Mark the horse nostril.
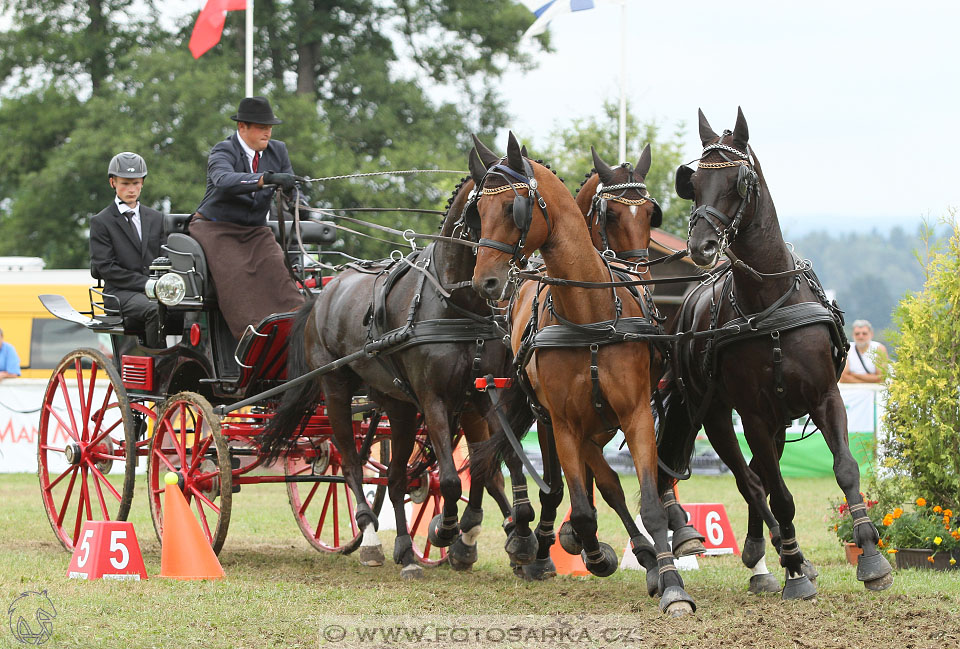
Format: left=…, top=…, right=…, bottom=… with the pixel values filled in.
left=483, top=276, right=500, bottom=296
left=701, top=241, right=718, bottom=258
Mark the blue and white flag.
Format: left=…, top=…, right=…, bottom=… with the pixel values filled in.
left=520, top=0, right=616, bottom=41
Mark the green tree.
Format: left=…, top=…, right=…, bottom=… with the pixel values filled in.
left=881, top=214, right=960, bottom=509
left=533, top=101, right=690, bottom=236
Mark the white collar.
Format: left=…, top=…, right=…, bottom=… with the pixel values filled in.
left=115, top=197, right=140, bottom=217
left=236, top=131, right=260, bottom=165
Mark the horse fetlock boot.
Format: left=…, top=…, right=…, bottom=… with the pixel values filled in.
left=658, top=586, right=696, bottom=617
left=393, top=535, right=422, bottom=580
left=504, top=529, right=538, bottom=566
left=448, top=535, right=479, bottom=571
left=645, top=568, right=659, bottom=598
left=558, top=520, right=582, bottom=555
left=857, top=551, right=893, bottom=590
left=747, top=573, right=781, bottom=595
left=355, top=504, right=379, bottom=533
left=427, top=513, right=459, bottom=548
left=459, top=506, right=483, bottom=538
left=671, top=524, right=706, bottom=557
left=501, top=515, right=516, bottom=538
left=581, top=543, right=618, bottom=578
left=520, top=557, right=557, bottom=581
left=781, top=573, right=817, bottom=601
left=741, top=535, right=766, bottom=569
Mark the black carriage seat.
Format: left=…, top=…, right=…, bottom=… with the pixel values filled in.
left=266, top=219, right=337, bottom=245
left=162, top=232, right=216, bottom=302
left=233, top=311, right=296, bottom=389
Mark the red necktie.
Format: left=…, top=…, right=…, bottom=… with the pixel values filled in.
left=252, top=151, right=260, bottom=172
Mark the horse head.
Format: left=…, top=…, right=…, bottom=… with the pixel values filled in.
left=468, top=131, right=567, bottom=301
left=676, top=107, right=761, bottom=268
left=577, top=144, right=662, bottom=262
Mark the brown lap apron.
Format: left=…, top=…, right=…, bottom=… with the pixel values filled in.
left=189, top=215, right=305, bottom=340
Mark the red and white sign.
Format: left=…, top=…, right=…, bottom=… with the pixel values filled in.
left=683, top=503, right=739, bottom=555
left=66, top=521, right=148, bottom=581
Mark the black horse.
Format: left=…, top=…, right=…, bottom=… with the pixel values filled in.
left=260, top=174, right=535, bottom=579
left=657, top=108, right=893, bottom=598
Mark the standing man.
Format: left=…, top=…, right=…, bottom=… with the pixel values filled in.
left=0, top=327, right=21, bottom=381
left=89, top=152, right=163, bottom=347
left=190, top=96, right=304, bottom=340
left=839, top=319, right=888, bottom=383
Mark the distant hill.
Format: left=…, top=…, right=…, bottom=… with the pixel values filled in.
left=786, top=225, right=944, bottom=352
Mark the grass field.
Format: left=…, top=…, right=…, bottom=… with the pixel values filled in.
left=2, top=471, right=959, bottom=648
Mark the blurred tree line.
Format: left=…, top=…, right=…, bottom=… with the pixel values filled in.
left=0, top=0, right=694, bottom=268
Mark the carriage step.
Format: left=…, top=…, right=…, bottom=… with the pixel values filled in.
left=475, top=377, right=513, bottom=391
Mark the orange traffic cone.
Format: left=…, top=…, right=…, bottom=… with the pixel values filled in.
left=550, top=506, right=590, bottom=576
left=159, top=472, right=225, bottom=580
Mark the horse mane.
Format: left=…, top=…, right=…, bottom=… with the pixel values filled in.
left=576, top=169, right=597, bottom=194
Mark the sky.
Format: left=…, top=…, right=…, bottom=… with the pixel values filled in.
left=502, top=0, right=960, bottom=236
left=171, top=1, right=958, bottom=235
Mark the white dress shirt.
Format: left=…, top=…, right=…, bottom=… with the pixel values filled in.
left=115, top=197, right=141, bottom=240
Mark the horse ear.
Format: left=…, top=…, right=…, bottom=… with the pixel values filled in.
left=520, top=144, right=529, bottom=158
left=471, top=134, right=499, bottom=168
left=698, top=108, right=718, bottom=146
left=732, top=106, right=749, bottom=153
left=506, top=131, right=524, bottom=173
left=636, top=143, right=652, bottom=178
left=675, top=164, right=695, bottom=200
left=468, top=148, right=487, bottom=184
left=591, top=146, right=616, bottom=185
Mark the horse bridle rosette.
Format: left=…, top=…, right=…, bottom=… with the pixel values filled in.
left=688, top=141, right=759, bottom=251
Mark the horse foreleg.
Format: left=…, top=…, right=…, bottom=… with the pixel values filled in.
left=420, top=399, right=462, bottom=551
left=383, top=405, right=422, bottom=579
left=658, top=486, right=706, bottom=558
left=810, top=389, right=893, bottom=591
left=447, top=410, right=490, bottom=572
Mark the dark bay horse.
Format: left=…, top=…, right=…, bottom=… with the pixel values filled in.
left=657, top=108, right=893, bottom=598
left=260, top=175, right=532, bottom=579
left=470, top=132, right=695, bottom=616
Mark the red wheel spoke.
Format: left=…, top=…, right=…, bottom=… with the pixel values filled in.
left=74, top=359, right=89, bottom=440
left=410, top=498, right=429, bottom=530
left=188, top=436, right=214, bottom=473
left=189, top=486, right=221, bottom=514
left=332, top=483, right=340, bottom=548
left=174, top=404, right=189, bottom=466
left=343, top=485, right=359, bottom=537
left=90, top=464, right=110, bottom=519
left=55, top=468, right=80, bottom=526
left=89, top=464, right=122, bottom=503
left=87, top=416, right=122, bottom=450
left=48, top=463, right=77, bottom=491
left=154, top=450, right=180, bottom=474
left=81, top=465, right=93, bottom=520
left=40, top=445, right=65, bottom=453
left=71, top=469, right=86, bottom=542
left=313, top=483, right=335, bottom=541
left=299, top=480, right=321, bottom=517
left=189, top=489, right=214, bottom=541
left=46, top=395, right=79, bottom=444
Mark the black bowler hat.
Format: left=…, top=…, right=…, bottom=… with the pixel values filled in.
left=230, top=96, right=283, bottom=125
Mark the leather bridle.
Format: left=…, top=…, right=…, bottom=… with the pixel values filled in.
left=586, top=162, right=662, bottom=262
left=687, top=138, right=759, bottom=252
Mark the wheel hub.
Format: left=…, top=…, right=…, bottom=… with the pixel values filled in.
left=409, top=469, right=431, bottom=504
left=310, top=440, right=331, bottom=475
left=194, top=458, right=220, bottom=502
left=64, top=443, right=83, bottom=465
left=93, top=438, right=114, bottom=474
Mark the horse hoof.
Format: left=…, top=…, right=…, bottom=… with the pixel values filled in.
left=857, top=551, right=892, bottom=583
left=671, top=525, right=706, bottom=557
left=558, top=521, right=582, bottom=555
left=428, top=514, right=458, bottom=548
left=509, top=560, right=524, bottom=579
left=659, top=586, right=696, bottom=616
left=504, top=530, right=538, bottom=566
left=782, top=575, right=817, bottom=601
left=748, top=573, right=781, bottom=594
left=400, top=563, right=423, bottom=580
left=448, top=536, right=478, bottom=572
left=865, top=572, right=894, bottom=591
left=358, top=545, right=385, bottom=567
left=582, top=543, right=618, bottom=578
left=520, top=557, right=557, bottom=581
left=801, top=558, right=819, bottom=582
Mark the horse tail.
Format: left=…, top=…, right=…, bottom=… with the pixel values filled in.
left=470, top=383, right=537, bottom=487
left=654, top=378, right=697, bottom=492
left=259, top=296, right=320, bottom=466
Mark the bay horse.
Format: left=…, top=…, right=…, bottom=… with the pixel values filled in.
left=657, top=108, right=893, bottom=598
left=469, top=132, right=695, bottom=615
left=260, top=175, right=533, bottom=579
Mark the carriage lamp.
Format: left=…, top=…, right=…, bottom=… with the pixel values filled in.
left=145, top=257, right=172, bottom=300
left=154, top=272, right=186, bottom=306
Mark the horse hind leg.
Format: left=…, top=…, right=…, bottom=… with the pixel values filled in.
left=447, top=412, right=491, bottom=572
left=658, top=486, right=706, bottom=558
left=381, top=403, right=424, bottom=579
left=518, top=431, right=563, bottom=581
left=809, top=392, right=893, bottom=591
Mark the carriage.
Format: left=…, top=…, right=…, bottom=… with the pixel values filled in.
left=35, top=208, right=455, bottom=565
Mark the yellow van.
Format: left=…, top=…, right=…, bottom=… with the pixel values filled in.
left=0, top=257, right=105, bottom=379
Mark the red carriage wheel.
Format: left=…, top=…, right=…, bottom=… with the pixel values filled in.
left=37, top=348, right=136, bottom=551
left=147, top=392, right=232, bottom=554
left=285, top=435, right=389, bottom=554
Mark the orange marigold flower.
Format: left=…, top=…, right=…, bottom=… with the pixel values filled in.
left=916, top=497, right=927, bottom=507
left=878, top=539, right=885, bottom=548
left=945, top=509, right=953, bottom=518
left=893, top=508, right=903, bottom=518
left=883, top=514, right=894, bottom=526
left=933, top=505, right=942, bottom=514
left=887, top=549, right=898, bottom=554
left=927, top=555, right=935, bottom=563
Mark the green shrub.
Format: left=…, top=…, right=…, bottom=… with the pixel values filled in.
left=881, top=214, right=960, bottom=510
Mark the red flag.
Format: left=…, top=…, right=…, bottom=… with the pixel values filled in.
left=189, top=0, right=247, bottom=59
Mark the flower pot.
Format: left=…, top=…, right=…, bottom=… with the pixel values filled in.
left=844, top=542, right=862, bottom=566
left=894, top=547, right=957, bottom=570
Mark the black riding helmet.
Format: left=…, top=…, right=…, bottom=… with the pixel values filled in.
left=108, top=152, right=148, bottom=179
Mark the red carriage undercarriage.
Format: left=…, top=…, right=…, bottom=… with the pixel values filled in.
left=37, top=211, right=457, bottom=566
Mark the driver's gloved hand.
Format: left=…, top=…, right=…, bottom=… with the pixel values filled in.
left=261, top=172, right=297, bottom=191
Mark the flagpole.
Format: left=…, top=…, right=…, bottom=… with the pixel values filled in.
left=618, top=0, right=627, bottom=163
left=245, top=0, right=254, bottom=96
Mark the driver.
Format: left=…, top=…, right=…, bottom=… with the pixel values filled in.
left=190, top=96, right=305, bottom=340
